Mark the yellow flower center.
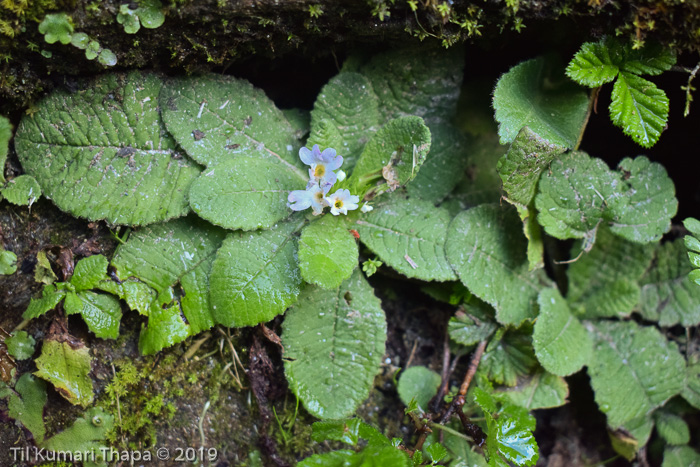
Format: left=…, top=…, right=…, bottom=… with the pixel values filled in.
left=314, top=191, right=324, bottom=202
left=334, top=199, right=343, bottom=209
left=314, top=165, right=326, bottom=178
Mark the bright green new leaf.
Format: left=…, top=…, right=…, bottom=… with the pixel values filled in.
left=210, top=219, right=303, bottom=327
left=299, top=215, right=358, bottom=289
left=533, top=288, right=592, bottom=376
left=493, top=57, right=589, bottom=148
left=8, top=374, right=47, bottom=442
left=425, top=442, right=448, bottom=464
left=283, top=271, right=386, bottom=419
left=586, top=320, right=685, bottom=429
left=112, top=217, right=226, bottom=340
left=654, top=411, right=690, bottom=446
left=350, top=116, right=431, bottom=194
left=97, top=278, right=156, bottom=315
left=639, top=239, right=700, bottom=326
left=38, top=13, right=73, bottom=44
left=663, top=446, right=700, bottom=467
left=0, top=115, right=11, bottom=184
left=312, top=419, right=362, bottom=445
left=356, top=196, right=455, bottom=282
left=161, top=73, right=301, bottom=168
left=138, top=301, right=190, bottom=355
left=448, top=299, right=497, bottom=347
left=565, top=40, right=619, bottom=87
left=308, top=72, right=380, bottom=172
left=446, top=204, right=546, bottom=325
left=42, top=407, right=114, bottom=463
left=0, top=249, right=17, bottom=275
left=608, top=156, right=677, bottom=243
left=23, top=284, right=67, bottom=319
left=299, top=445, right=410, bottom=467
left=5, top=331, right=36, bottom=360
left=64, top=291, right=122, bottom=339
left=481, top=327, right=537, bottom=387
left=499, top=369, right=569, bottom=410
left=397, top=366, right=441, bottom=412
left=1, top=175, right=41, bottom=206
left=497, top=127, right=566, bottom=207
left=188, top=154, right=304, bottom=230
left=15, top=72, right=200, bottom=225
left=71, top=254, right=110, bottom=291
left=610, top=72, right=668, bottom=148
left=34, top=339, right=94, bottom=407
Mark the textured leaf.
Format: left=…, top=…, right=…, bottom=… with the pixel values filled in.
left=14, top=72, right=201, bottom=225
left=638, top=239, right=700, bottom=326
left=397, top=366, right=441, bottom=412
left=8, top=374, right=47, bottom=442
left=493, top=57, right=589, bottom=148
left=682, top=360, right=700, bottom=410
left=188, top=154, right=305, bottom=230
left=533, top=288, right=592, bottom=376
left=312, top=419, right=362, bottom=445
left=0, top=249, right=17, bottom=275
left=497, top=127, right=566, bottom=206
left=23, top=285, right=67, bottom=320
left=309, top=72, right=380, bottom=172
left=654, top=411, right=690, bottom=445
left=299, top=445, right=410, bottom=467
left=478, top=398, right=538, bottom=467
left=607, top=156, right=677, bottom=243
left=446, top=204, right=545, bottom=325
left=209, top=218, right=303, bottom=327
left=566, top=225, right=653, bottom=319
left=566, top=40, right=619, bottom=87
left=684, top=218, right=700, bottom=286
left=283, top=270, right=386, bottom=419
left=500, top=369, right=569, bottom=410
left=70, top=254, right=110, bottom=291
left=112, top=217, right=226, bottom=338
left=663, top=446, right=700, bottom=467
left=586, top=320, right=685, bottom=429
left=96, top=279, right=155, bottom=315
left=610, top=72, right=669, bottom=148
left=622, top=41, right=676, bottom=76
left=448, top=299, right=498, bottom=347
left=0, top=115, right=11, bottom=184
left=138, top=301, right=190, bottom=355
left=34, top=338, right=94, bottom=407
left=64, top=291, right=122, bottom=339
left=360, top=46, right=464, bottom=125
left=1, top=175, right=41, bottom=206
left=535, top=151, right=620, bottom=241
left=161, top=73, right=301, bottom=168
left=299, top=215, right=358, bottom=289
left=356, top=196, right=455, bottom=282
left=5, top=331, right=36, bottom=360
left=42, top=407, right=114, bottom=462
left=406, top=123, right=470, bottom=204
left=350, top=116, right=431, bottom=193
left=481, top=327, right=537, bottom=387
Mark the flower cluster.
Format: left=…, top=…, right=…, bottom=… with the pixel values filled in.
left=288, top=145, right=360, bottom=216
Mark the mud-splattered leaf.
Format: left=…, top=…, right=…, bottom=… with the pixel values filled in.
left=14, top=72, right=201, bottom=225
left=1, top=175, right=41, bottom=206
left=283, top=271, right=386, bottom=419
left=34, top=338, right=94, bottom=407
left=356, top=195, right=455, bottom=282
left=499, top=369, right=569, bottom=410
left=210, top=219, right=303, bottom=327
left=397, top=366, right=441, bottom=412
left=299, top=215, right=358, bottom=289
left=8, top=373, right=47, bottom=442
left=64, top=291, right=122, bottom=339
left=533, top=288, right=592, bottom=376
left=161, top=73, right=301, bottom=167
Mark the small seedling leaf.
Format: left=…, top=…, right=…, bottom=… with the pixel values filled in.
left=397, top=366, right=442, bottom=412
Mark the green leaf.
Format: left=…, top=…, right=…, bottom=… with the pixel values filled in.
left=607, top=156, right=677, bottom=242
left=136, top=0, right=165, bottom=29
left=23, top=284, right=67, bottom=319
left=448, top=299, right=497, bottom=347
left=446, top=204, right=545, bottom=325
left=406, top=123, right=471, bottom=204
left=663, top=446, right=700, bottom=467
left=533, top=288, right=592, bottom=376
left=565, top=40, right=619, bottom=87
left=566, top=225, right=654, bottom=319
left=42, top=407, right=114, bottom=463
left=299, top=445, right=411, bottom=467
left=308, top=72, right=380, bottom=172
left=535, top=151, right=620, bottom=241
left=70, top=254, right=110, bottom=291
left=209, top=218, right=303, bottom=327
left=621, top=41, right=676, bottom=76
left=8, top=373, right=47, bottom=442
left=481, top=327, right=537, bottom=387
left=586, top=320, right=685, bottom=429
left=654, top=411, right=690, bottom=446
left=15, top=71, right=201, bottom=225
left=397, top=366, right=442, bottom=412
left=350, top=116, right=431, bottom=194
left=64, top=291, right=122, bottom=339
left=312, top=418, right=362, bottom=445
left=610, top=72, right=668, bottom=148
left=34, top=250, right=57, bottom=285
left=34, top=338, right=94, bottom=407
left=493, top=57, right=589, bottom=148
left=356, top=196, right=455, bottom=282
left=682, top=360, right=700, bottom=410
left=481, top=402, right=538, bottom=467
left=98, top=48, right=118, bottom=67
left=639, top=239, right=700, bottom=326
left=1, top=175, right=41, bottom=206
left=5, top=331, right=36, bottom=360
left=70, top=32, right=89, bottom=49
left=0, top=249, right=17, bottom=275
left=497, top=127, right=566, bottom=207
left=443, top=431, right=489, bottom=467
left=499, top=369, right=569, bottom=410
left=188, top=154, right=304, bottom=230
left=299, top=215, right=358, bottom=289
left=138, top=301, right=190, bottom=355
left=38, top=13, right=73, bottom=44
left=160, top=73, right=301, bottom=168
left=0, top=115, right=11, bottom=184
left=96, top=279, right=155, bottom=315
left=425, top=442, right=448, bottom=463
left=283, top=270, right=386, bottom=419
left=360, top=46, right=464, bottom=125
left=112, top=217, right=226, bottom=339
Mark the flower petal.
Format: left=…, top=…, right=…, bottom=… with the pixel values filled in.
left=299, top=147, right=315, bottom=166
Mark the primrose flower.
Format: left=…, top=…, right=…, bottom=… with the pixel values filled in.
left=325, top=189, right=360, bottom=216
left=288, top=183, right=329, bottom=216
left=299, top=144, right=343, bottom=186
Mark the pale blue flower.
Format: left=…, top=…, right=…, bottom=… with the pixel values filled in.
left=299, top=145, right=343, bottom=187
left=325, top=189, right=360, bottom=216
left=288, top=183, right=329, bottom=216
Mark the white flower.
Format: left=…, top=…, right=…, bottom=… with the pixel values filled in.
left=299, top=144, right=343, bottom=187
left=288, top=183, right=330, bottom=215
left=360, top=203, right=373, bottom=213
left=336, top=169, right=346, bottom=182
left=325, top=189, right=360, bottom=216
